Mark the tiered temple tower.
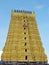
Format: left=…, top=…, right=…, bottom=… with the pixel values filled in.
left=1, top=10, right=47, bottom=65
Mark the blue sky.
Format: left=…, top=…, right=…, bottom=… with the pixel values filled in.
left=0, top=0, right=49, bottom=62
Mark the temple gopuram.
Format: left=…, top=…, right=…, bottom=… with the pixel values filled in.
left=1, top=10, right=48, bottom=65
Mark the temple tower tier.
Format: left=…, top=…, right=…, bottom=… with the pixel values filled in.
left=1, top=10, right=47, bottom=65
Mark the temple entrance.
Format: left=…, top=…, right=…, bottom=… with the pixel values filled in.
left=17, top=62, right=28, bottom=65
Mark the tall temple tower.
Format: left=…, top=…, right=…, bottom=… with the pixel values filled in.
left=1, top=10, right=47, bottom=65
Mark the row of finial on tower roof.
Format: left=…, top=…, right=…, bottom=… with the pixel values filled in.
left=13, top=10, right=32, bottom=14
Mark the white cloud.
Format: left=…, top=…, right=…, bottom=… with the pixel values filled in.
left=48, top=60, right=49, bottom=63
left=36, top=5, right=43, bottom=10
left=0, top=51, right=3, bottom=60
left=48, top=58, right=49, bottom=63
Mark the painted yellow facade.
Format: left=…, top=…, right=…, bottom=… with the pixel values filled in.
left=1, top=10, right=47, bottom=62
